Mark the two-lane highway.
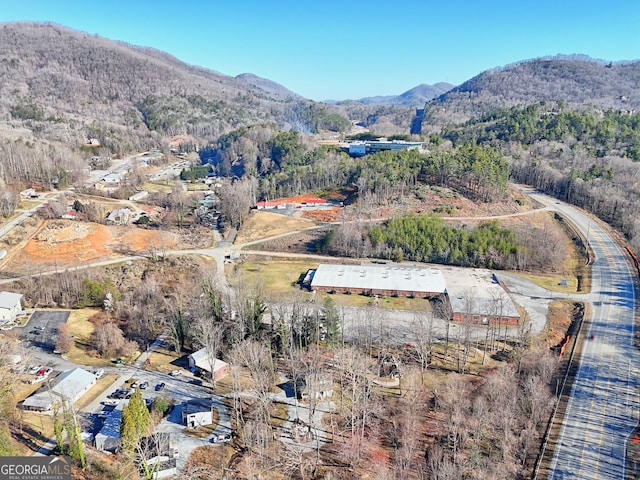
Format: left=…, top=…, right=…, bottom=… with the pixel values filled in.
left=525, top=189, right=639, bottom=479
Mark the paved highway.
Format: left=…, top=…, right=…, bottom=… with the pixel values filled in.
left=525, top=189, right=639, bottom=479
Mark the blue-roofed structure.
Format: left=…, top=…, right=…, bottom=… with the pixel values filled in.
left=95, top=402, right=126, bottom=452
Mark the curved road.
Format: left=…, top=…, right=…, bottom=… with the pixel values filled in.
left=523, top=188, right=639, bottom=479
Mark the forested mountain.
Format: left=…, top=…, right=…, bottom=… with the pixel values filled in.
left=0, top=22, right=356, bottom=190
left=0, top=22, right=305, bottom=144
left=423, top=56, right=640, bottom=125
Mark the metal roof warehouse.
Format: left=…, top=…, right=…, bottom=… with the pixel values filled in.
left=309, top=263, right=447, bottom=298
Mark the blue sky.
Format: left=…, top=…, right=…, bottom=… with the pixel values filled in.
left=2, top=0, right=639, bottom=101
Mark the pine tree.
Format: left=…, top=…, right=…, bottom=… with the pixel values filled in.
left=121, top=388, right=152, bottom=452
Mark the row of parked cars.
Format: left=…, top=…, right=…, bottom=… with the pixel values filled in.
left=27, top=365, right=53, bottom=384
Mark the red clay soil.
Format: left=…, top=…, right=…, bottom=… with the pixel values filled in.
left=300, top=207, right=342, bottom=222
left=5, top=220, right=180, bottom=273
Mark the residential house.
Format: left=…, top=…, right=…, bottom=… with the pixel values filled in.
left=106, top=208, right=131, bottom=225
left=0, top=291, right=23, bottom=323
left=295, top=372, right=333, bottom=400
left=187, top=348, right=229, bottom=381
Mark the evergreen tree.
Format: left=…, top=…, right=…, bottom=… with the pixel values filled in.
left=121, top=388, right=152, bottom=452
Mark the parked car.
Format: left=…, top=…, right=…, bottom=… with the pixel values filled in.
left=97, top=410, right=110, bottom=419
left=139, top=381, right=149, bottom=390
left=28, top=365, right=42, bottom=375
left=43, top=368, right=53, bottom=377
left=190, top=379, right=203, bottom=386
left=36, top=368, right=46, bottom=377
left=94, top=369, right=104, bottom=379
left=210, top=433, right=232, bottom=444
left=103, top=399, right=119, bottom=407
left=34, top=325, right=45, bottom=331
left=170, top=370, right=181, bottom=377
left=155, top=382, right=166, bottom=391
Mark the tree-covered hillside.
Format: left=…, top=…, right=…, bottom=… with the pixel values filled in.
left=0, top=22, right=352, bottom=191
left=422, top=56, right=640, bottom=127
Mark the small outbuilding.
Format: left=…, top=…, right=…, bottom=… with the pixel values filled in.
left=182, top=398, right=214, bottom=428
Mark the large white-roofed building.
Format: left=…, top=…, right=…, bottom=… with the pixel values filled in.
left=309, top=263, right=447, bottom=298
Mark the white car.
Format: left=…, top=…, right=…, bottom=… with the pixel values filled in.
left=170, top=370, right=181, bottom=377
left=103, top=399, right=119, bottom=407
left=95, top=369, right=104, bottom=379
left=28, top=365, right=42, bottom=375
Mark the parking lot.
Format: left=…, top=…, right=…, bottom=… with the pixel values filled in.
left=19, top=311, right=70, bottom=352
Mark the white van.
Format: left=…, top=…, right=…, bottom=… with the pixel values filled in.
left=95, top=369, right=104, bottom=379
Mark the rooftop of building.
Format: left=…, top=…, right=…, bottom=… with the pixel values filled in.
left=310, top=263, right=447, bottom=294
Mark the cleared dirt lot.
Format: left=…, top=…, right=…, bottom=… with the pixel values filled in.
left=235, top=211, right=317, bottom=244
left=0, top=219, right=210, bottom=276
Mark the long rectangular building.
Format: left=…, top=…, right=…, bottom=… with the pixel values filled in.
left=309, top=263, right=446, bottom=298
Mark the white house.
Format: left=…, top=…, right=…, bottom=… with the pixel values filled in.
left=188, top=348, right=229, bottom=381
left=182, top=398, right=213, bottom=428
left=106, top=208, right=131, bottom=225
left=0, top=291, right=23, bottom=323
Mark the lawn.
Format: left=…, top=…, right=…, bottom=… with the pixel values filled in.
left=64, top=308, right=109, bottom=367
left=235, top=259, right=318, bottom=294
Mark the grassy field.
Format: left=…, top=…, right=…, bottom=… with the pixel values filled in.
left=235, top=259, right=317, bottom=294
left=63, top=308, right=142, bottom=367
left=514, top=247, right=590, bottom=294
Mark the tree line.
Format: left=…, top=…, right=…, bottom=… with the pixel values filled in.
left=203, top=126, right=509, bottom=206
left=430, top=100, right=640, bottom=251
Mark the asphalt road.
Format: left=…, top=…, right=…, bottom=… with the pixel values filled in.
left=523, top=189, right=640, bottom=480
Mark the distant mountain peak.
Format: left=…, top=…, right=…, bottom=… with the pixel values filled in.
left=328, top=82, right=454, bottom=107
left=235, top=73, right=301, bottom=98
